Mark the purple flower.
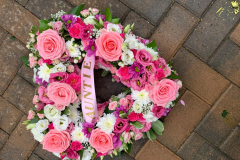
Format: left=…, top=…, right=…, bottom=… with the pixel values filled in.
left=129, top=61, right=145, bottom=79
left=163, top=108, right=171, bottom=116
left=112, top=134, right=122, bottom=150
left=84, top=39, right=97, bottom=57
left=82, top=122, right=95, bottom=138
left=95, top=14, right=105, bottom=21
left=49, top=72, right=68, bottom=83
left=35, top=75, right=48, bottom=87
left=113, top=105, right=127, bottom=118
left=61, top=14, right=77, bottom=28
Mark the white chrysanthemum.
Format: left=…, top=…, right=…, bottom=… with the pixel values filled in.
left=124, top=34, right=139, bottom=49
left=165, top=101, right=174, bottom=108
left=145, top=47, right=159, bottom=57
left=36, top=119, right=49, bottom=132
left=131, top=89, right=151, bottom=105
left=71, top=102, right=81, bottom=109
left=138, top=42, right=146, bottom=49
left=97, top=113, right=117, bottom=134
left=84, top=16, right=96, bottom=25
left=69, top=107, right=80, bottom=123
left=51, top=63, right=66, bottom=73
left=132, top=101, right=143, bottom=113
left=107, top=23, right=122, bottom=34
left=71, top=126, right=88, bottom=143
left=143, top=111, right=158, bottom=123
left=66, top=41, right=81, bottom=57
left=44, top=104, right=61, bottom=122
left=31, top=128, right=45, bottom=142
left=53, top=115, right=71, bottom=131
left=121, top=50, right=135, bottom=65
left=38, top=63, right=52, bottom=82
left=82, top=148, right=92, bottom=160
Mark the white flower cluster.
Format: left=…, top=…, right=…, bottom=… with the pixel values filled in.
left=51, top=10, right=66, bottom=20
left=97, top=113, right=117, bottom=134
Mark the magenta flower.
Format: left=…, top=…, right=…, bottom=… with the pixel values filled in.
left=61, top=14, right=77, bottom=28
left=129, top=61, right=145, bottom=79
left=84, top=39, right=97, bottom=57
left=35, top=75, right=48, bottom=87
left=82, top=122, right=95, bottom=138
left=49, top=72, right=68, bottom=83
left=112, top=134, right=122, bottom=150
left=65, top=73, right=81, bottom=93
left=95, top=14, right=105, bottom=21
left=71, top=141, right=83, bottom=151
left=113, top=118, right=129, bottom=133
left=113, top=105, right=127, bottom=118
left=66, top=148, right=79, bottom=159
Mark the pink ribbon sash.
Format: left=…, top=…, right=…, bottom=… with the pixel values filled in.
left=81, top=55, right=98, bottom=123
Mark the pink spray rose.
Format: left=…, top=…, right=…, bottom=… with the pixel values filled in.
left=36, top=102, right=45, bottom=111
left=109, top=101, right=118, bottom=110
left=135, top=132, right=143, bottom=140
left=155, top=68, right=165, bottom=80
left=135, top=49, right=152, bottom=66
left=122, top=131, right=131, bottom=143
left=80, top=9, right=90, bottom=17
left=47, top=82, right=78, bottom=106
left=67, top=65, right=74, bottom=73
left=89, top=128, right=114, bottom=154
left=96, top=30, right=123, bottom=61
left=28, top=110, right=35, bottom=120
left=149, top=79, right=180, bottom=107
left=119, top=98, right=128, bottom=107
left=32, top=95, right=39, bottom=104
left=65, top=73, right=81, bottom=93
left=42, top=130, right=71, bottom=153
left=152, top=105, right=165, bottom=118
left=91, top=8, right=99, bottom=15
left=71, top=141, right=83, bottom=151
left=37, top=29, right=66, bottom=60
left=53, top=21, right=62, bottom=32
left=38, top=86, right=53, bottom=104
left=116, top=66, right=131, bottom=80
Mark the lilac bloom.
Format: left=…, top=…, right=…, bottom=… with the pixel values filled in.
left=163, top=108, right=171, bottom=116
left=129, top=61, right=145, bottom=79
left=112, top=134, right=122, bottom=150
left=113, top=105, right=127, bottom=118
left=82, top=122, right=95, bottom=138
left=61, top=14, right=77, bottom=28
left=84, top=39, right=97, bottom=57
left=95, top=14, right=105, bottom=21
left=35, top=75, right=48, bottom=87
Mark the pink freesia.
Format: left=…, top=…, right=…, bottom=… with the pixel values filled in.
left=37, top=29, right=66, bottom=60
left=42, top=130, right=71, bottom=153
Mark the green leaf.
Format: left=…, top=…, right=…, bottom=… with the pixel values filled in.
left=167, top=72, right=181, bottom=80
left=31, top=26, right=38, bottom=34
left=37, top=110, right=44, bottom=114
left=30, top=117, right=39, bottom=124
left=78, top=149, right=84, bottom=160
left=222, top=110, right=229, bottom=118
left=92, top=152, right=97, bottom=160
left=104, top=7, right=112, bottom=22
left=124, top=24, right=130, bottom=33
left=63, top=108, right=70, bottom=115
left=127, top=143, right=132, bottom=154
left=21, top=56, right=30, bottom=68
left=119, top=151, right=122, bottom=159
left=26, top=123, right=36, bottom=130
left=10, top=36, right=15, bottom=41
left=130, top=23, right=135, bottom=30
left=99, top=16, right=104, bottom=26
left=104, top=105, right=114, bottom=114
left=151, top=120, right=164, bottom=135
left=39, top=20, right=51, bottom=33
left=69, top=4, right=85, bottom=16
left=146, top=129, right=157, bottom=141
left=102, top=70, right=110, bottom=77
left=111, top=96, right=120, bottom=102
left=132, top=121, right=143, bottom=129
left=22, top=120, right=31, bottom=125
left=111, top=18, right=120, bottom=24
left=146, top=40, right=157, bottom=51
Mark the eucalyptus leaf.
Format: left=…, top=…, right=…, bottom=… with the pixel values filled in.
left=132, top=121, right=143, bottom=129
left=69, top=4, right=85, bottom=16
left=104, top=7, right=112, bottom=22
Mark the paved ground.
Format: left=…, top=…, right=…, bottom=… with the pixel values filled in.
left=0, top=0, right=240, bottom=159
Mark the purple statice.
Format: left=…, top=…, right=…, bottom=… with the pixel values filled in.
left=129, top=61, right=145, bottom=79
left=112, top=134, right=122, bottom=150
left=95, top=14, right=105, bottom=21
left=113, top=105, right=127, bottom=118
left=82, top=122, right=95, bottom=138
left=61, top=14, right=77, bottom=28
left=84, top=39, right=97, bottom=57
left=163, top=108, right=171, bottom=116
left=35, top=75, right=48, bottom=87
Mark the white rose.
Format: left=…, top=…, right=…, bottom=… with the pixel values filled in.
left=132, top=101, right=143, bottom=113
left=84, top=16, right=96, bottom=25
left=121, top=50, right=134, bottom=65
left=44, top=104, right=61, bottom=122
left=53, top=115, right=71, bottom=131
left=51, top=63, right=66, bottom=73
left=31, top=128, right=45, bottom=142
left=145, top=47, right=158, bottom=57
left=143, top=111, right=158, bottom=123
left=107, top=23, right=122, bottom=34
left=36, top=119, right=49, bottom=132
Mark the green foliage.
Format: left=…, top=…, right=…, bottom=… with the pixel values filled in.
left=222, top=110, right=229, bottom=118
left=101, top=70, right=110, bottom=77
left=30, top=117, right=39, bottom=124
left=167, top=72, right=181, bottom=80
left=39, top=20, right=51, bottom=33
left=78, top=149, right=84, bottom=160
left=131, top=121, right=143, bottom=129
left=151, top=120, right=164, bottom=135
left=127, top=143, right=132, bottom=153
left=111, top=18, right=120, bottom=24
left=22, top=120, right=31, bottom=125
left=63, top=108, right=70, bottom=115
left=69, top=4, right=85, bottom=16
left=10, top=36, right=15, bottom=41
left=37, top=110, right=44, bottom=114
left=31, top=26, right=38, bottom=34
left=146, top=40, right=157, bottom=51
left=104, top=7, right=112, bottom=22
left=146, top=129, right=157, bottom=141
left=21, top=56, right=30, bottom=68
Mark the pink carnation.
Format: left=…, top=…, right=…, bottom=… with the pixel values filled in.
left=119, top=98, right=128, bottom=107
left=65, top=73, right=81, bottom=93
left=71, top=141, right=83, bottom=151
left=117, top=66, right=131, bottom=80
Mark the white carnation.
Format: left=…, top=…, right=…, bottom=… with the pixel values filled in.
left=84, top=16, right=96, bottom=25
left=97, top=113, right=116, bottom=134
left=132, top=101, right=143, bottom=113
left=69, top=107, right=80, bottom=123
left=44, top=104, right=61, bottom=122
left=124, top=34, right=139, bottom=49
left=31, top=128, right=45, bottom=142
left=82, top=147, right=92, bottom=160
left=36, top=119, right=49, bottom=132
left=66, top=41, right=81, bottom=57
left=51, top=63, right=66, bottom=73
left=53, top=115, right=71, bottom=131
left=71, top=125, right=88, bottom=143
left=143, top=111, right=158, bottom=123
left=131, top=89, right=151, bottom=105
left=107, top=23, right=122, bottom=34
left=38, top=63, right=53, bottom=82
left=121, top=50, right=134, bottom=65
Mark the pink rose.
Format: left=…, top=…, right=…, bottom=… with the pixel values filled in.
left=37, top=113, right=44, bottom=119
left=53, top=21, right=62, bottom=32
left=89, top=128, right=114, bottom=153
left=37, top=29, right=66, bottom=60
left=32, top=95, right=39, bottom=104
left=55, top=104, right=65, bottom=111
left=42, top=130, right=71, bottom=153
left=96, top=30, right=123, bottom=61
left=135, top=49, right=152, bottom=66
left=164, top=66, right=171, bottom=77
left=65, top=73, right=81, bottom=93
left=122, top=131, right=131, bottom=143
left=47, top=82, right=78, bottom=106
left=71, top=141, right=83, bottom=151
left=152, top=105, right=165, bottom=118
left=66, top=148, right=79, bottom=159
left=116, top=66, right=131, bottom=80
left=38, top=86, right=53, bottom=104
left=119, top=98, right=128, bottom=107
left=28, top=110, right=35, bottom=120
left=145, top=84, right=153, bottom=92
left=67, top=65, right=74, bottom=72
left=38, top=58, right=43, bottom=66
left=91, top=8, right=99, bottom=15
left=155, top=68, right=165, bottom=80
left=29, top=57, right=37, bottom=68
left=109, top=101, right=118, bottom=110
left=80, top=9, right=90, bottom=17
left=149, top=79, right=180, bottom=107
left=135, top=132, right=143, bottom=140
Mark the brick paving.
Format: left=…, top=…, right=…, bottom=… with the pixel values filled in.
left=0, top=0, right=240, bottom=159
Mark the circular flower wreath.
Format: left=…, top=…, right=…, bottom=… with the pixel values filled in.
left=22, top=4, right=182, bottom=160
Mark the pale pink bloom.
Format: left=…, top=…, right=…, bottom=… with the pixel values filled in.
left=53, top=21, right=62, bottom=32
left=80, top=9, right=90, bottom=17
left=28, top=110, right=35, bottom=120
left=32, top=95, right=39, bottom=104
left=119, top=98, right=128, bottom=107
left=37, top=113, right=44, bottom=119
left=55, top=104, right=66, bottom=111
left=135, top=132, right=143, bottom=140
left=91, top=8, right=99, bottom=15
left=145, top=84, right=153, bottom=92
left=109, top=101, right=118, bottom=110
left=38, top=58, right=43, bottom=66
left=122, top=131, right=131, bottom=143
left=29, top=57, right=37, bottom=68
left=110, top=66, right=117, bottom=74
left=67, top=65, right=74, bottom=73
